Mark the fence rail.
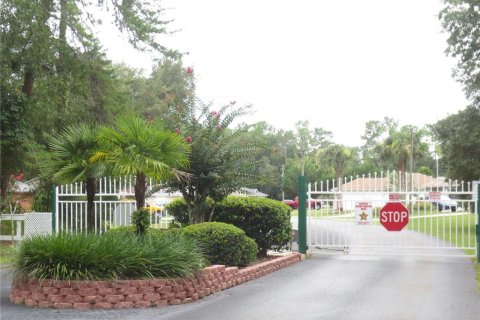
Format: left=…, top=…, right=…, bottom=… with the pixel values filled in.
left=56, top=177, right=174, bottom=233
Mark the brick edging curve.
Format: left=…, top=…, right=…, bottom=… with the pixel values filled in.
left=10, top=252, right=301, bottom=309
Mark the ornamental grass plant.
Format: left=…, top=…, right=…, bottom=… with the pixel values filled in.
left=13, top=232, right=206, bottom=281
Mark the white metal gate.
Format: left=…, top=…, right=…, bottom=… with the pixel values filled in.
left=307, top=172, right=478, bottom=257
left=55, top=177, right=173, bottom=233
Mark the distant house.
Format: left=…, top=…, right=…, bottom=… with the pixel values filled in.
left=11, top=178, right=40, bottom=211
left=231, top=187, right=268, bottom=198
left=144, top=187, right=268, bottom=209
left=333, top=173, right=451, bottom=211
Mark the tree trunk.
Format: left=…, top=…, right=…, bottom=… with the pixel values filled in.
left=208, top=205, right=216, bottom=222
left=85, top=177, right=96, bottom=232
left=57, top=0, right=68, bottom=112
left=22, top=70, right=34, bottom=96
left=134, top=172, right=146, bottom=210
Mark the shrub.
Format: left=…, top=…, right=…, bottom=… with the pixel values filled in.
left=213, top=197, right=292, bottom=257
left=13, top=232, right=206, bottom=281
left=166, top=198, right=190, bottom=226
left=182, top=222, right=258, bottom=267
left=131, top=208, right=150, bottom=235
left=167, top=196, right=292, bottom=257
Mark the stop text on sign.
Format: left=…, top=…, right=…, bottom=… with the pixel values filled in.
left=379, top=202, right=409, bottom=231
left=380, top=211, right=408, bottom=223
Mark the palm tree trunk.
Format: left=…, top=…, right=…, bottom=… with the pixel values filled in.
left=135, top=172, right=147, bottom=210
left=86, top=177, right=96, bottom=232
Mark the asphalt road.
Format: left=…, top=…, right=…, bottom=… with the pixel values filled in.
left=1, top=252, right=479, bottom=320
left=1, top=217, right=479, bottom=320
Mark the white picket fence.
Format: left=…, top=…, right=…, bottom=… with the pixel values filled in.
left=55, top=177, right=174, bottom=233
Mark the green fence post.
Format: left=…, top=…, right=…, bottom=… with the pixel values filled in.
left=298, top=176, right=307, bottom=254
left=51, top=185, right=56, bottom=233
left=476, top=181, right=479, bottom=263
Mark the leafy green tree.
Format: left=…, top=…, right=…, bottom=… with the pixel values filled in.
left=431, top=106, right=480, bottom=181
left=0, top=0, right=174, bottom=191
left=95, top=114, right=190, bottom=210
left=139, top=59, right=196, bottom=122
left=0, top=90, right=29, bottom=196
left=294, top=121, right=332, bottom=175
left=43, top=124, right=106, bottom=231
left=166, top=102, right=261, bottom=224
left=378, top=125, right=430, bottom=174
left=322, top=144, right=354, bottom=179
left=439, top=1, right=480, bottom=102
left=360, top=117, right=397, bottom=173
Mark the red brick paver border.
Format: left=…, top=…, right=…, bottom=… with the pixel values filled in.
left=10, top=253, right=301, bottom=310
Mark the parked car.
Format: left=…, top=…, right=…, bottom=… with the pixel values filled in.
left=427, top=195, right=457, bottom=212
left=282, top=197, right=321, bottom=210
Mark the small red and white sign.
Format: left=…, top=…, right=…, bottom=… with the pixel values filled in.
left=389, top=193, right=401, bottom=201
left=379, top=202, right=409, bottom=231
left=355, top=201, right=372, bottom=225
left=428, top=191, right=441, bottom=201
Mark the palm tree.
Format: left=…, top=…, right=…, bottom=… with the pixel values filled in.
left=94, top=114, right=190, bottom=209
left=323, top=144, right=353, bottom=179
left=45, top=124, right=106, bottom=231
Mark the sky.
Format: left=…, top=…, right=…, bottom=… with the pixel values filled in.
left=97, top=0, right=469, bottom=147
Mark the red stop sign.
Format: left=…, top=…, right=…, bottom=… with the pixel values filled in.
left=380, top=202, right=409, bottom=231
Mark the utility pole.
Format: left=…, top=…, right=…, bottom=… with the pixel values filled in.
left=281, top=164, right=285, bottom=200
left=410, top=126, right=414, bottom=191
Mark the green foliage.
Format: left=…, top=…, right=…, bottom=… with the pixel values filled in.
left=181, top=222, right=258, bottom=267
left=43, top=124, right=104, bottom=230
left=95, top=113, right=190, bottom=209
left=165, top=101, right=262, bottom=224
left=431, top=106, right=480, bottom=181
left=131, top=208, right=150, bottom=235
left=0, top=0, right=174, bottom=192
left=417, top=166, right=433, bottom=176
left=213, top=197, right=292, bottom=257
left=32, top=185, right=51, bottom=213
left=107, top=225, right=137, bottom=235
left=320, top=144, right=355, bottom=179
left=165, top=198, right=190, bottom=226
left=0, top=89, right=30, bottom=194
left=135, top=59, right=196, bottom=122
left=45, top=124, right=105, bottom=183
left=107, top=225, right=167, bottom=237
left=167, top=196, right=292, bottom=257
left=439, top=1, right=480, bottom=101
left=13, top=232, right=206, bottom=281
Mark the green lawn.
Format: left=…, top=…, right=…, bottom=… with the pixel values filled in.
left=0, top=242, right=16, bottom=264
left=408, top=214, right=476, bottom=254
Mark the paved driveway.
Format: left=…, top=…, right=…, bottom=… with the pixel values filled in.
left=2, top=217, right=479, bottom=320
left=1, top=252, right=479, bottom=320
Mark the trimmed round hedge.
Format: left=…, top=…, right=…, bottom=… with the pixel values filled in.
left=181, top=222, right=258, bottom=267
left=167, top=196, right=292, bottom=256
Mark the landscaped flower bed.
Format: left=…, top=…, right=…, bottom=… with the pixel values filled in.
left=10, top=253, right=301, bottom=309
